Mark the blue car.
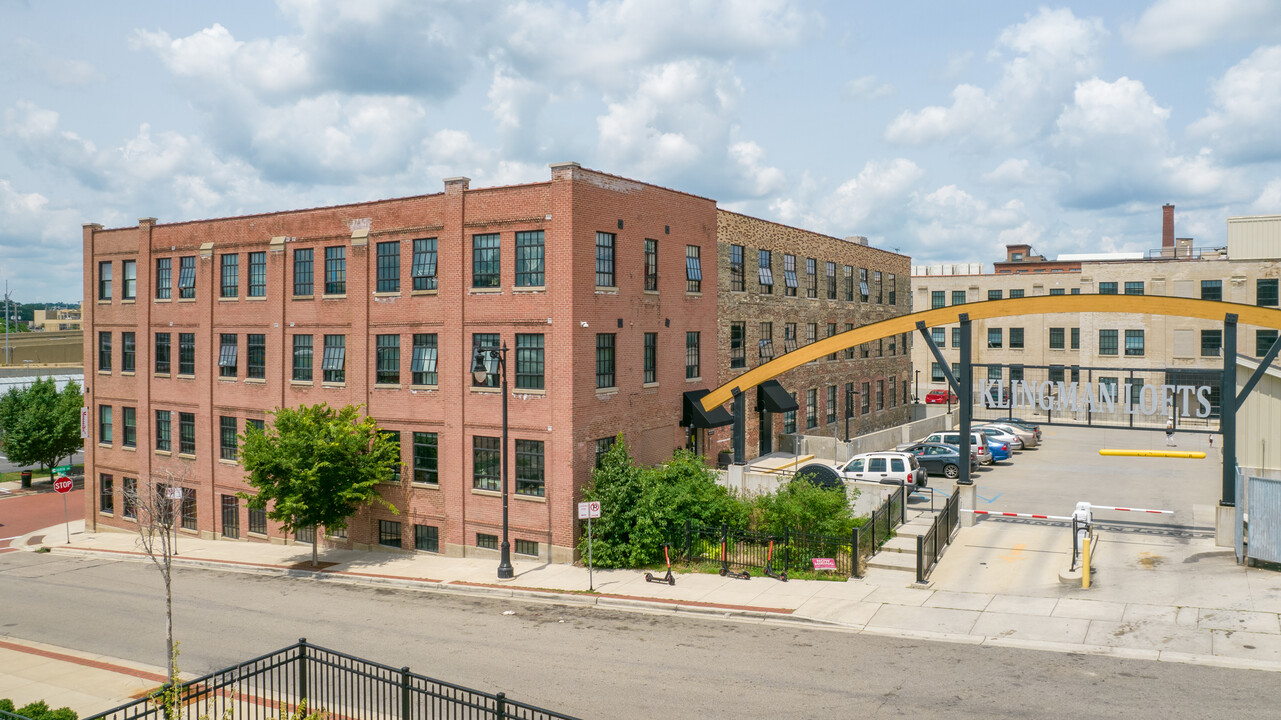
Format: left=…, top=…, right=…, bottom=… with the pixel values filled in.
left=988, top=438, right=1011, bottom=462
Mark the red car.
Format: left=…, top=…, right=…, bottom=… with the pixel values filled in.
left=925, top=389, right=958, bottom=404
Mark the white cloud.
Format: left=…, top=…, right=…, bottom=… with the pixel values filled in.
left=13, top=39, right=105, bottom=88
left=1125, top=0, right=1281, bottom=55
left=842, top=75, right=893, bottom=100
left=1190, top=45, right=1281, bottom=163
left=1055, top=76, right=1170, bottom=141
left=887, top=7, right=1106, bottom=147
left=1252, top=179, right=1281, bottom=213
left=814, top=158, right=925, bottom=231
left=980, top=158, right=1067, bottom=187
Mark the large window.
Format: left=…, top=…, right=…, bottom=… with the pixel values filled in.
left=596, top=334, right=616, bottom=388
left=473, top=436, right=501, bottom=491
left=98, top=332, right=112, bottom=372
left=1201, top=329, right=1222, bottom=357
left=1009, top=327, right=1024, bottom=349
left=843, top=265, right=853, bottom=301
left=759, top=250, right=773, bottom=294
left=826, top=386, right=837, bottom=423
left=987, top=328, right=1003, bottom=348
left=1099, top=329, right=1119, bottom=356
left=246, top=252, right=265, bottom=297
left=1099, top=282, right=1118, bottom=295
left=876, top=379, right=885, bottom=410
left=122, top=332, right=135, bottom=373
left=730, top=322, right=746, bottom=368
left=381, top=430, right=401, bottom=482
left=376, top=241, right=400, bottom=293
left=472, top=334, right=499, bottom=388
left=375, top=334, right=400, bottom=385
left=931, top=291, right=945, bottom=309
left=686, top=332, right=701, bottom=379
left=1009, top=289, right=1025, bottom=299
left=783, top=254, right=797, bottom=296
left=1259, top=330, right=1280, bottom=357
left=98, top=261, right=112, bottom=300
left=729, top=244, right=744, bottom=292
left=415, top=524, right=439, bottom=552
left=178, top=333, right=195, bottom=375
left=123, top=477, right=137, bottom=519
left=887, top=273, right=896, bottom=305
left=805, top=389, right=817, bottom=429
left=988, top=289, right=1003, bottom=301
left=595, top=232, right=616, bottom=287
left=155, top=258, right=172, bottom=299
left=805, top=258, right=817, bottom=298
left=322, top=335, right=346, bottom=383
left=293, top=248, right=314, bottom=295
left=515, top=333, right=544, bottom=390
left=516, top=439, right=545, bottom=497
left=644, top=239, right=658, bottom=291
left=931, top=327, right=945, bottom=346
left=220, top=416, right=238, bottom=460
left=1049, top=327, right=1065, bottom=349
left=324, top=247, right=346, bottom=294
left=292, top=335, right=313, bottom=381
left=759, top=323, right=774, bottom=361
left=875, top=271, right=884, bottom=303
left=1201, top=279, right=1222, bottom=301
left=100, top=475, right=113, bottom=514
left=826, top=262, right=837, bottom=299
left=221, top=495, right=240, bottom=539
left=178, top=256, right=196, bottom=299
left=685, top=245, right=702, bottom=293
left=413, top=432, right=438, bottom=485
left=1071, top=327, right=1080, bottom=349
left=179, top=412, right=195, bottom=455
left=1124, top=281, right=1144, bottom=295
left=932, top=362, right=945, bottom=382
left=218, top=334, right=238, bottom=378
left=155, top=410, right=171, bottom=452
left=951, top=290, right=966, bottom=305
left=515, top=231, right=544, bottom=287
left=249, top=506, right=267, bottom=535
left=122, top=260, right=136, bottom=300
left=644, top=332, right=658, bottom=383
left=1259, top=279, right=1279, bottom=307
left=122, top=407, right=136, bottom=448
left=412, top=238, right=438, bottom=291
left=1125, top=329, right=1145, bottom=356
left=473, top=233, right=500, bottom=288
left=99, top=405, right=113, bottom=444
left=180, top=487, right=197, bottom=531
left=379, top=520, right=403, bottom=548
left=412, top=334, right=437, bottom=386
left=859, top=268, right=869, bottom=302
left=784, top=323, right=797, bottom=353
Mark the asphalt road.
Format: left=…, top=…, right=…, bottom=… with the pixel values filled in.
left=1, top=552, right=1278, bottom=719
left=0, top=451, right=84, bottom=476
left=0, top=488, right=83, bottom=549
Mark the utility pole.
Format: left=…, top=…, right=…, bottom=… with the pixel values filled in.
left=4, top=280, right=11, bottom=366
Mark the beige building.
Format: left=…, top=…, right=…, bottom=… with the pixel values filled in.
left=30, top=306, right=83, bottom=332
left=911, top=211, right=1281, bottom=428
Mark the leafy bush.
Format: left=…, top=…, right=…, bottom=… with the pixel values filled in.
left=0, top=699, right=78, bottom=720
left=578, top=437, right=744, bottom=568
left=749, top=473, right=857, bottom=538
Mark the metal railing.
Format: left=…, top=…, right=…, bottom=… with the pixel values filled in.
left=1, top=710, right=37, bottom=720
left=84, top=640, right=582, bottom=720
left=916, top=489, right=961, bottom=583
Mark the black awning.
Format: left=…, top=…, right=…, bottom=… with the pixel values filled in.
left=683, top=390, right=734, bottom=429
left=757, top=379, right=798, bottom=414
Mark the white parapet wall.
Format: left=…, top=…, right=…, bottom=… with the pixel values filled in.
left=778, top=409, right=957, bottom=463
left=718, top=468, right=903, bottom=517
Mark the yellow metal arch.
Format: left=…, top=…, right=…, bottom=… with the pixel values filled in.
left=701, top=295, right=1281, bottom=411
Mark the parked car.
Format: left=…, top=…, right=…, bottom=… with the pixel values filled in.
left=898, top=442, right=978, bottom=479
left=986, top=438, right=1012, bottom=462
left=799, top=451, right=927, bottom=490
left=990, top=417, right=1042, bottom=442
left=925, top=389, right=958, bottom=404
left=983, top=421, right=1038, bottom=448
left=921, top=431, right=993, bottom=465
left=974, top=424, right=1024, bottom=450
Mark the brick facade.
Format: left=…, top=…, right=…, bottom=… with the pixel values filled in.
left=715, top=211, right=913, bottom=458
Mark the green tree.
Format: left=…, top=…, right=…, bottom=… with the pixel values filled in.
left=239, top=403, right=400, bottom=566
left=579, top=437, right=744, bottom=568
left=0, top=377, right=83, bottom=480
left=749, top=473, right=857, bottom=537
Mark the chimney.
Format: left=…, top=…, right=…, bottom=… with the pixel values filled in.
left=1162, top=204, right=1174, bottom=248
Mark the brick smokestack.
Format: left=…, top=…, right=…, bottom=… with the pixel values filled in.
left=1163, top=203, right=1174, bottom=248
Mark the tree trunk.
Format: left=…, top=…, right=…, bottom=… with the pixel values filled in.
left=312, top=526, right=319, bottom=567
left=165, top=572, right=174, bottom=681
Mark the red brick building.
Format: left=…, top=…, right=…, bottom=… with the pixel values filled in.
left=83, top=163, right=911, bottom=562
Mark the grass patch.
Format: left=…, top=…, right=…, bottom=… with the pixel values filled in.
left=677, top=560, right=850, bottom=582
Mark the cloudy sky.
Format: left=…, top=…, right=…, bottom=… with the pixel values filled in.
left=3, top=0, right=1281, bottom=302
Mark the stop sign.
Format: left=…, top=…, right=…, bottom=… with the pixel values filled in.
left=53, top=476, right=73, bottom=494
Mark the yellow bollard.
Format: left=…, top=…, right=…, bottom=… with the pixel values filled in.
left=1083, top=537, right=1091, bottom=589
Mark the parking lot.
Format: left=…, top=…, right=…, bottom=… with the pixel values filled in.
left=908, top=423, right=1222, bottom=537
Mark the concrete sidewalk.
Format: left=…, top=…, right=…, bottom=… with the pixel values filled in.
left=8, top=511, right=1281, bottom=707
left=0, top=636, right=185, bottom=716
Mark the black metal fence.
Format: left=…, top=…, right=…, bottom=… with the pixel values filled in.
left=677, top=485, right=907, bottom=579
left=84, top=640, right=581, bottom=720
left=916, top=489, right=961, bottom=583
left=1, top=709, right=36, bottom=720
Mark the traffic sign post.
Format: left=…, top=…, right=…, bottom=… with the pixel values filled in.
left=166, top=486, right=184, bottom=556
left=577, top=501, right=601, bottom=591
left=54, top=475, right=72, bottom=544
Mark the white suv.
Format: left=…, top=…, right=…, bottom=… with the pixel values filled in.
left=922, top=431, right=993, bottom=465
left=837, top=452, right=927, bottom=489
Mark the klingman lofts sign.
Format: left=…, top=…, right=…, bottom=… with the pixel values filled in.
left=981, top=380, right=1215, bottom=417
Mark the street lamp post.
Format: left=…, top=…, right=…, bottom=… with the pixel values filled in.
left=914, top=370, right=920, bottom=404
left=471, top=343, right=514, bottom=580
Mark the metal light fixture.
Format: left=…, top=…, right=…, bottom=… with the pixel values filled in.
left=471, top=343, right=514, bottom=580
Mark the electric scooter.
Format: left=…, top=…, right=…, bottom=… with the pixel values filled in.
left=718, top=539, right=751, bottom=580
left=644, top=544, right=676, bottom=586
left=764, top=540, right=787, bottom=582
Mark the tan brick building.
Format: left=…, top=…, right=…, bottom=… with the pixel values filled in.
left=717, top=212, right=913, bottom=458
